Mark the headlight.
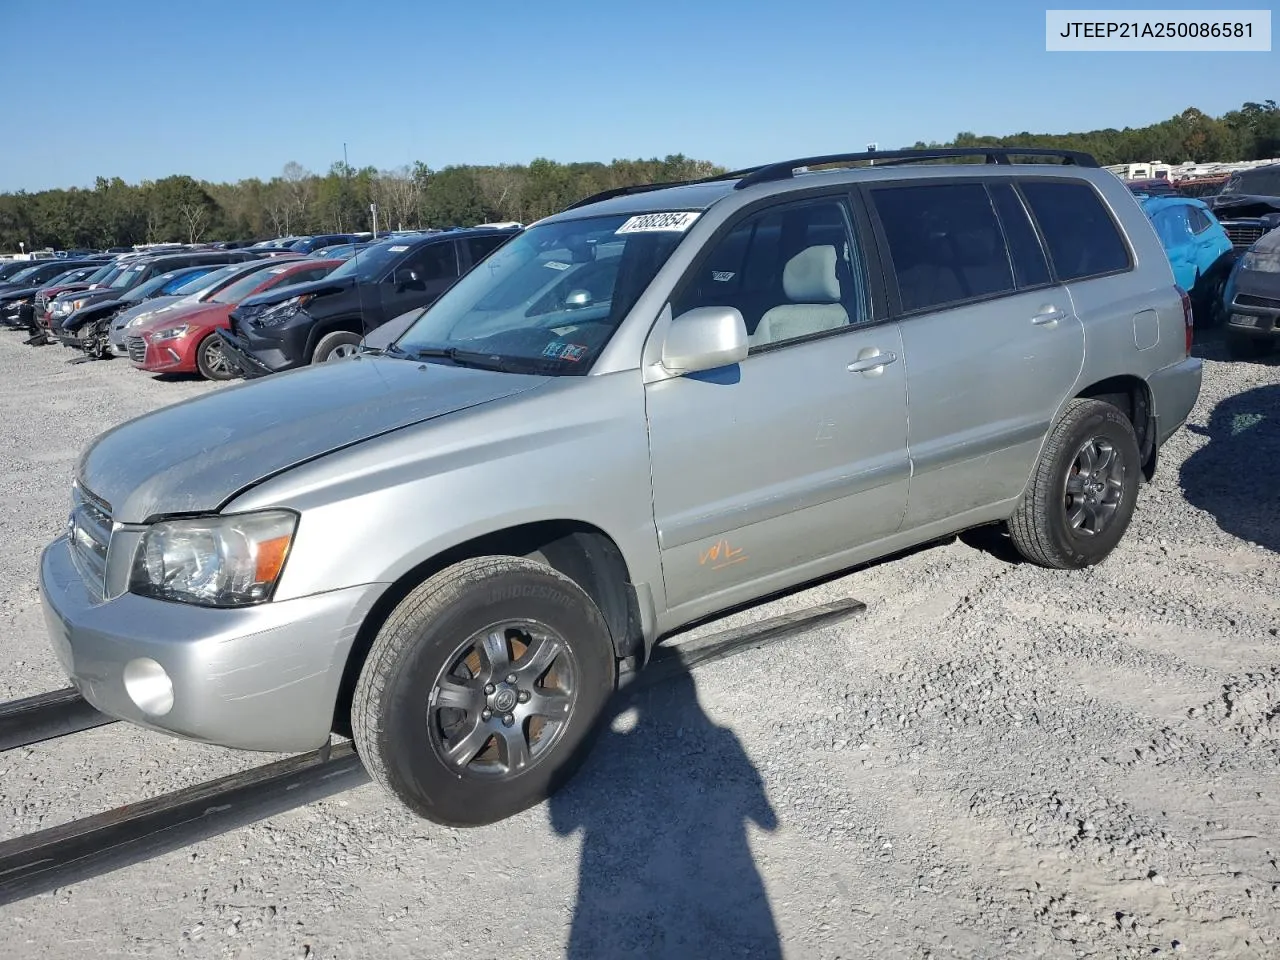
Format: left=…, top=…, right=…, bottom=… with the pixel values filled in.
left=256, top=294, right=312, bottom=327
left=150, top=324, right=189, bottom=341
left=1241, top=250, right=1280, bottom=273
left=71, top=298, right=89, bottom=311
left=129, top=510, right=298, bottom=607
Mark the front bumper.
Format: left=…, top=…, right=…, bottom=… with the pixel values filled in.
left=39, top=534, right=384, bottom=753
left=1223, top=269, right=1280, bottom=340
left=133, top=333, right=196, bottom=372
left=217, top=312, right=313, bottom=378
left=1147, top=356, right=1202, bottom=447
left=216, top=328, right=279, bottom=379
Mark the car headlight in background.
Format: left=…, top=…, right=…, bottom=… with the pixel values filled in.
left=255, top=294, right=313, bottom=327
left=150, top=324, right=189, bottom=341
left=1240, top=250, right=1280, bottom=273
left=129, top=510, right=297, bottom=607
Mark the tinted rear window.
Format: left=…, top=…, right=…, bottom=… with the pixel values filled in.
left=989, top=183, right=1051, bottom=288
left=1019, top=181, right=1131, bottom=281
left=872, top=182, right=1015, bottom=313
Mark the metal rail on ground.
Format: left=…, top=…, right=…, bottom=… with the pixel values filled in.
left=0, top=687, right=115, bottom=752
left=0, top=596, right=866, bottom=905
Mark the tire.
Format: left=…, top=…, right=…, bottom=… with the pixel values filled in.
left=311, top=330, right=363, bottom=364
left=1225, top=330, right=1274, bottom=361
left=1007, top=398, right=1141, bottom=570
left=195, top=333, right=237, bottom=380
left=351, top=555, right=616, bottom=826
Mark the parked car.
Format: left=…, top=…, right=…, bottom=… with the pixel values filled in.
left=38, top=147, right=1201, bottom=826
left=46, top=250, right=263, bottom=338
left=1126, top=178, right=1178, bottom=196
left=308, top=242, right=364, bottom=260
left=107, top=256, right=306, bottom=356
left=0, top=261, right=110, bottom=331
left=1220, top=228, right=1280, bottom=359
left=1138, top=195, right=1235, bottom=326
left=1204, top=162, right=1280, bottom=250
left=127, top=258, right=343, bottom=379
left=288, top=234, right=366, bottom=254
left=217, top=227, right=519, bottom=374
left=51, top=265, right=225, bottom=358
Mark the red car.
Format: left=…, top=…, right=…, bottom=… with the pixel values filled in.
left=129, top=258, right=342, bottom=379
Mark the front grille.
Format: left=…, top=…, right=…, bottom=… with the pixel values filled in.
left=69, top=485, right=113, bottom=600
left=1236, top=294, right=1280, bottom=310
left=1223, top=223, right=1265, bottom=248
left=126, top=336, right=146, bottom=364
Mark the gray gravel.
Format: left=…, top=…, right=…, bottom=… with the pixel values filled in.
left=1, top=329, right=1278, bottom=959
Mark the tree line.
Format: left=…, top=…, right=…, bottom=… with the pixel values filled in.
left=2, top=101, right=1276, bottom=252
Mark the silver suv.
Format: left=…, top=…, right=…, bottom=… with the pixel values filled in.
left=40, top=148, right=1202, bottom=825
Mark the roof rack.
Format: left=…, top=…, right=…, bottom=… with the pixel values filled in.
left=732, top=148, right=1100, bottom=190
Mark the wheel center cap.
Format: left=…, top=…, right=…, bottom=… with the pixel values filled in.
left=490, top=684, right=519, bottom=713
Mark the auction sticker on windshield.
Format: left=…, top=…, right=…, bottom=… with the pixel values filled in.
left=615, top=211, right=700, bottom=234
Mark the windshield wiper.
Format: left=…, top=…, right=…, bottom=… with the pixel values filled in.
left=407, top=345, right=532, bottom=373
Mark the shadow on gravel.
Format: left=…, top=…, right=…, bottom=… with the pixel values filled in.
left=1181, top=383, right=1280, bottom=553
left=549, top=663, right=782, bottom=960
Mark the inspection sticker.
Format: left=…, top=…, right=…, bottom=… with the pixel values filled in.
left=388, top=245, right=409, bottom=252
left=615, top=211, right=700, bottom=234
left=544, top=260, right=571, bottom=270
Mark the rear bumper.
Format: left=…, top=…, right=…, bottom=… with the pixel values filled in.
left=1147, top=356, right=1202, bottom=446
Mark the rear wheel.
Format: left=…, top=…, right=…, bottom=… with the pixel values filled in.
left=351, top=556, right=616, bottom=826
left=312, top=330, right=362, bottom=363
left=196, top=334, right=237, bottom=380
left=1225, top=329, right=1274, bottom=361
left=1007, top=399, right=1141, bottom=569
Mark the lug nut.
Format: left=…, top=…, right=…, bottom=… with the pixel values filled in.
left=481, top=708, right=492, bottom=721
left=484, top=683, right=495, bottom=695
left=506, top=674, right=517, bottom=684
left=518, top=690, right=530, bottom=703
left=502, top=714, right=515, bottom=727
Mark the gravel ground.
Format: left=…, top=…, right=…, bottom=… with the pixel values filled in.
left=1, top=328, right=1278, bottom=959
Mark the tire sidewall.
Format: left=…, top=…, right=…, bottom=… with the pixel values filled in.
left=196, top=333, right=234, bottom=380
left=369, top=567, right=614, bottom=825
left=312, top=331, right=362, bottom=364
left=1043, top=405, right=1141, bottom=567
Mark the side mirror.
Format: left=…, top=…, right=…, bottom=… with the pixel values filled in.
left=661, top=306, right=748, bottom=375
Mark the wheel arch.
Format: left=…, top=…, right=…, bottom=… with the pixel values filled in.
left=331, top=519, right=644, bottom=737
left=305, top=315, right=365, bottom=361
left=1073, top=374, right=1157, bottom=481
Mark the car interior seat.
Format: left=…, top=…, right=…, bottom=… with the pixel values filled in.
left=748, top=244, right=849, bottom=347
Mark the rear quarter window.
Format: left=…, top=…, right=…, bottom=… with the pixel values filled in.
left=1018, top=180, right=1132, bottom=282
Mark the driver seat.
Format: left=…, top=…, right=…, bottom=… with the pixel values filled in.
left=749, top=244, right=848, bottom=347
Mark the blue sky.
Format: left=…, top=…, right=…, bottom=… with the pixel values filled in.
left=4, top=0, right=1276, bottom=191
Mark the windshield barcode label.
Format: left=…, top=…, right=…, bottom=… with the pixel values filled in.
left=615, top=212, right=700, bottom=234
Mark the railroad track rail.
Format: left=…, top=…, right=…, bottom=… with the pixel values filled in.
left=0, top=595, right=865, bottom=905
left=0, top=686, right=115, bottom=752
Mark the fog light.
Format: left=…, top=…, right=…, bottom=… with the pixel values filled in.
left=123, top=657, right=174, bottom=716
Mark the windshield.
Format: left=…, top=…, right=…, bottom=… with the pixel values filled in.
left=7, top=264, right=44, bottom=284
left=325, top=239, right=408, bottom=282
left=393, top=212, right=691, bottom=374
left=83, top=263, right=115, bottom=284
left=209, top=268, right=281, bottom=304
left=109, top=263, right=148, bottom=289
left=126, top=269, right=197, bottom=301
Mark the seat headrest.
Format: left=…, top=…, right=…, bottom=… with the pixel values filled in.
left=783, top=245, right=840, bottom=302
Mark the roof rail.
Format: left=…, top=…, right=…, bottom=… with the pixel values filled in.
left=562, top=164, right=769, bottom=212
left=732, top=147, right=1100, bottom=190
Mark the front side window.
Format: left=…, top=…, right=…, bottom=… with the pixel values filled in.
left=670, top=198, right=871, bottom=349
left=393, top=212, right=691, bottom=373
left=1019, top=180, right=1132, bottom=281
left=395, top=242, right=458, bottom=285
left=466, top=234, right=510, bottom=266
left=1187, top=206, right=1213, bottom=234
left=872, top=182, right=1015, bottom=313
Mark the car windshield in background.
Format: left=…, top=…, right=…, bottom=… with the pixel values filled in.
left=83, top=263, right=116, bottom=283
left=109, top=263, right=148, bottom=288
left=393, top=212, right=693, bottom=373
left=325, top=240, right=406, bottom=282
left=209, top=268, right=282, bottom=304
left=176, top=263, right=240, bottom=296
left=7, top=265, right=45, bottom=283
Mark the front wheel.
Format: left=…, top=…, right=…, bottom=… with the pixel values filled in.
left=351, top=556, right=616, bottom=826
left=196, top=334, right=237, bottom=380
left=311, top=330, right=363, bottom=364
left=1007, top=398, right=1141, bottom=569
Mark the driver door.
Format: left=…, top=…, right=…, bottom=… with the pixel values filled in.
left=380, top=241, right=461, bottom=325
left=645, top=195, right=911, bottom=616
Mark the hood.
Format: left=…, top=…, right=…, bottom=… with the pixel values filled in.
left=1207, top=194, right=1280, bottom=218
left=134, top=300, right=228, bottom=333
left=238, top=273, right=354, bottom=309
left=78, top=355, right=550, bottom=522
left=111, top=294, right=189, bottom=331
left=0, top=285, right=43, bottom=301
left=1251, top=228, right=1280, bottom=255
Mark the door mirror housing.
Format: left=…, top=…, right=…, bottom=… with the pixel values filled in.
left=661, top=306, right=749, bottom=375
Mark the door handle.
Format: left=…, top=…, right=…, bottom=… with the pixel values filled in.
left=1031, top=308, right=1067, bottom=326
left=847, top=351, right=897, bottom=373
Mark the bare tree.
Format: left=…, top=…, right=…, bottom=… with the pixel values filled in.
left=475, top=165, right=524, bottom=221
left=265, top=184, right=291, bottom=236
left=178, top=202, right=209, bottom=243
left=378, top=165, right=421, bottom=230
left=282, top=161, right=313, bottom=232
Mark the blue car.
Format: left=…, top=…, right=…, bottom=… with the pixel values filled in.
left=1138, top=194, right=1235, bottom=326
